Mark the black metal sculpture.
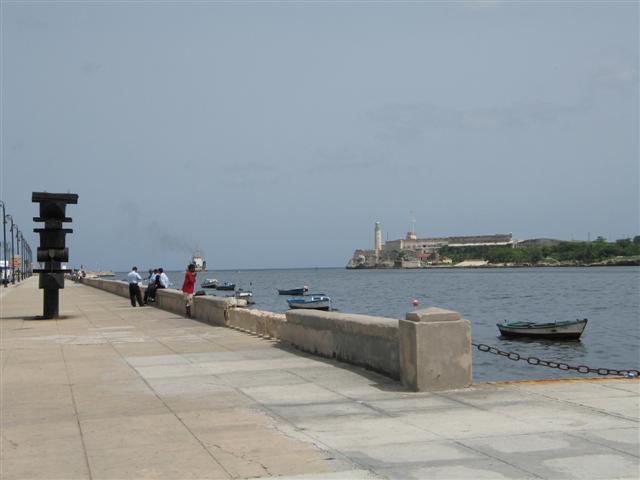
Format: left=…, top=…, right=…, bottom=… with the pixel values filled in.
left=32, top=192, right=78, bottom=319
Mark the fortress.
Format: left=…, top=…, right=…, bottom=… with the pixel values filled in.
left=347, top=222, right=514, bottom=268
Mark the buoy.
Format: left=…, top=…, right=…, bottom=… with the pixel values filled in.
left=412, top=299, right=419, bottom=307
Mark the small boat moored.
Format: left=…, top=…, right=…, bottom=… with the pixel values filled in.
left=201, top=278, right=218, bottom=289
left=230, top=289, right=255, bottom=304
left=215, top=282, right=236, bottom=291
left=278, top=286, right=309, bottom=296
left=497, top=318, right=588, bottom=340
left=287, top=294, right=331, bottom=311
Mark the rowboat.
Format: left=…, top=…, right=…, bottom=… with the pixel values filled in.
left=278, top=286, right=309, bottom=296
left=215, top=282, right=236, bottom=291
left=287, top=294, right=331, bottom=311
left=201, top=278, right=218, bottom=289
left=497, top=318, right=588, bottom=340
left=232, top=289, right=255, bottom=304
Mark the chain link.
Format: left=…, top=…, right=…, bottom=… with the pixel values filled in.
left=471, top=342, right=640, bottom=377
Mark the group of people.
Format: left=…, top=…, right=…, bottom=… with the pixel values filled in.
left=126, top=264, right=197, bottom=318
left=144, top=267, right=170, bottom=304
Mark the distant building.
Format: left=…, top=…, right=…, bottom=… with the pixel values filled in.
left=347, top=222, right=515, bottom=269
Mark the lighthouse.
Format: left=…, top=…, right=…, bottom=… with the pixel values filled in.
left=374, top=222, right=382, bottom=259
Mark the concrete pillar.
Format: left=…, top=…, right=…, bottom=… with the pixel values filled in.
left=399, top=307, right=472, bottom=392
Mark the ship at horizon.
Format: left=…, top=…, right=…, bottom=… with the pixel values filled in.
left=191, top=249, right=207, bottom=272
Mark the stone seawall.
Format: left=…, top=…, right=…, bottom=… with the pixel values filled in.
left=81, top=277, right=471, bottom=391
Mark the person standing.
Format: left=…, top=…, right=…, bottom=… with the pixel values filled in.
left=144, top=268, right=160, bottom=304
left=181, top=263, right=196, bottom=317
left=127, top=266, right=144, bottom=307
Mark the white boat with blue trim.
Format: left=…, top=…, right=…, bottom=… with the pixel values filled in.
left=287, top=294, right=331, bottom=311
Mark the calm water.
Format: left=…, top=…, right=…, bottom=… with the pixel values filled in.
left=117, top=267, right=640, bottom=382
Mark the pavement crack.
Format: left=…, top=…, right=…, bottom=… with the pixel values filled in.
left=208, top=443, right=272, bottom=477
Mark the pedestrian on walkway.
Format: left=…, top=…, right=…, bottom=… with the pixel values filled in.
left=127, top=266, right=144, bottom=307
left=181, top=263, right=196, bottom=317
left=144, top=268, right=160, bottom=304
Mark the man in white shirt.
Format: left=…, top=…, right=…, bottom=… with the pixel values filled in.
left=127, top=266, right=144, bottom=307
left=158, top=268, right=170, bottom=289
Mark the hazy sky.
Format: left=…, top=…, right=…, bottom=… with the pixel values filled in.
left=1, top=1, right=638, bottom=270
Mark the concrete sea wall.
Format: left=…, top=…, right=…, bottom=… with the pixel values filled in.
left=81, top=277, right=471, bottom=391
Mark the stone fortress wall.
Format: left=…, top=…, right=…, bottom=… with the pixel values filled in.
left=348, top=222, right=515, bottom=268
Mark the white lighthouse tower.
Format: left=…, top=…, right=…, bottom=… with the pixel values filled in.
left=374, top=222, right=382, bottom=259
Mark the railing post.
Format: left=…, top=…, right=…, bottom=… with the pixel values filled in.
left=399, top=307, right=472, bottom=391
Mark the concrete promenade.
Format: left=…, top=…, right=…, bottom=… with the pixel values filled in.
left=1, top=279, right=638, bottom=479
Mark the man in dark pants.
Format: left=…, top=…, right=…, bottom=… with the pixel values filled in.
left=144, top=268, right=160, bottom=304
left=126, top=266, right=144, bottom=307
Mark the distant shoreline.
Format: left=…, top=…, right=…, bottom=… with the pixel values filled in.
left=346, top=258, right=640, bottom=270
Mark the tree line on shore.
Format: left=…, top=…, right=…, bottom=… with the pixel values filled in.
left=438, top=237, right=640, bottom=265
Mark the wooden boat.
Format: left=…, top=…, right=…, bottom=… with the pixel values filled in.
left=201, top=278, right=218, bottom=289
left=229, top=289, right=254, bottom=304
left=287, top=294, right=331, bottom=311
left=215, top=282, right=236, bottom=291
left=497, top=318, right=588, bottom=340
left=278, top=286, right=309, bottom=296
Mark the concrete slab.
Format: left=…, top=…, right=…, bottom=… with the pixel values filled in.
left=275, top=470, right=384, bottom=479
left=86, top=443, right=231, bottom=479
left=295, top=416, right=441, bottom=448
left=396, top=407, right=551, bottom=439
left=343, top=439, right=482, bottom=467
left=81, top=412, right=201, bottom=451
left=364, top=395, right=464, bottom=413
left=460, top=431, right=640, bottom=479
left=378, top=458, right=538, bottom=479
left=214, top=369, right=310, bottom=388
left=241, top=383, right=348, bottom=406
left=570, top=427, right=640, bottom=457
left=124, top=353, right=191, bottom=367
left=542, top=453, right=638, bottom=479
left=268, top=401, right=381, bottom=422
left=160, top=389, right=256, bottom=413
left=1, top=279, right=638, bottom=480
left=72, top=380, right=169, bottom=420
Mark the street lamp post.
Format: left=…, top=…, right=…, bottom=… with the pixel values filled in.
left=16, top=230, right=21, bottom=282
left=0, top=201, right=6, bottom=287
left=22, top=235, right=26, bottom=279
left=26, top=244, right=30, bottom=277
left=6, top=215, right=15, bottom=284
left=17, top=230, right=24, bottom=282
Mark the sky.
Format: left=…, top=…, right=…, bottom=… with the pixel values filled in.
left=1, top=1, right=638, bottom=271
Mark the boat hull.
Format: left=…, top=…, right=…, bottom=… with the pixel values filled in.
left=278, top=288, right=308, bottom=296
left=497, top=319, right=588, bottom=340
left=233, top=292, right=254, bottom=304
left=215, top=284, right=235, bottom=291
left=287, top=301, right=331, bottom=311
left=287, top=295, right=331, bottom=311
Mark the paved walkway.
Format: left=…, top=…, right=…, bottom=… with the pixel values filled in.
left=1, top=278, right=638, bottom=479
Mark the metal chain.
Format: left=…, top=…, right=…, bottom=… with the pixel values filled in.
left=471, top=342, right=640, bottom=377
